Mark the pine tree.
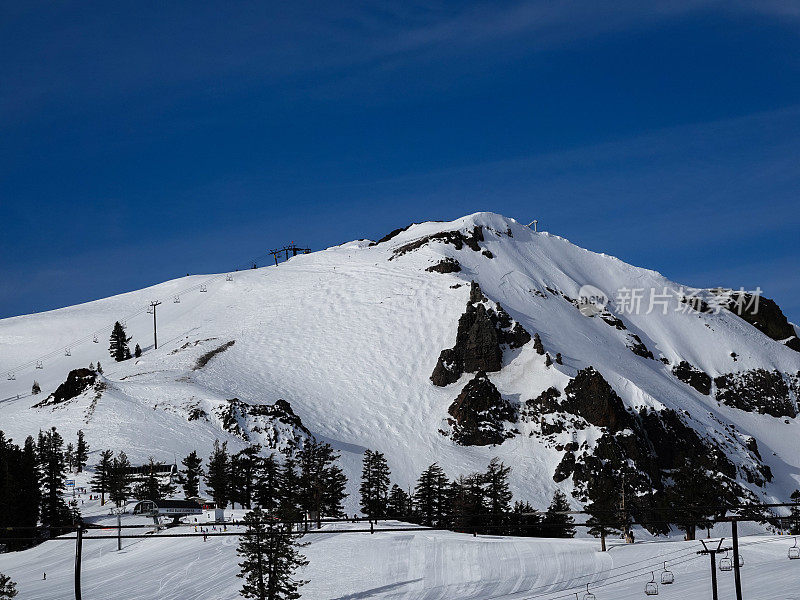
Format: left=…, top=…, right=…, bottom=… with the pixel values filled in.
left=0, top=433, right=42, bottom=551
left=359, top=450, right=391, bottom=520
left=109, top=451, right=132, bottom=507
left=88, top=362, right=95, bottom=371
left=133, top=457, right=163, bottom=501
left=65, top=443, right=75, bottom=472
left=542, top=490, right=575, bottom=538
left=298, top=439, right=347, bottom=525
left=75, top=430, right=88, bottom=473
left=31, top=381, right=41, bottom=395
left=236, top=507, right=308, bottom=600
left=205, top=439, right=231, bottom=508
left=254, top=453, right=281, bottom=514
left=449, top=474, right=485, bottom=533
left=387, top=485, right=411, bottom=520
left=509, top=501, right=543, bottom=537
left=231, top=446, right=261, bottom=509
left=180, top=451, right=203, bottom=499
left=533, top=333, right=545, bottom=355
left=544, top=353, right=552, bottom=367
left=109, top=321, right=131, bottom=362
left=38, top=427, right=72, bottom=529
left=414, top=463, right=449, bottom=526
left=0, top=573, right=17, bottom=599
left=90, top=449, right=114, bottom=505
left=277, top=457, right=303, bottom=523
left=484, top=458, right=512, bottom=534
left=96, top=361, right=103, bottom=374
left=668, top=459, right=721, bottom=541
left=134, top=344, right=142, bottom=358
left=788, top=489, right=800, bottom=535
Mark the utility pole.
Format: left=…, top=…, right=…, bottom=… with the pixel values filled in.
left=732, top=518, right=743, bottom=600
left=149, top=300, right=161, bottom=349
left=698, top=538, right=729, bottom=600
left=74, top=520, right=84, bottom=600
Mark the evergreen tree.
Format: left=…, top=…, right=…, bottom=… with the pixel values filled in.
left=231, top=445, right=261, bottom=509
left=668, top=459, right=723, bottom=540
left=449, top=474, right=485, bottom=533
left=109, top=321, right=131, bottom=362
left=65, top=443, right=75, bottom=472
left=277, top=457, right=303, bottom=523
left=180, top=451, right=203, bottom=499
left=0, top=433, right=41, bottom=551
left=134, top=344, right=142, bottom=358
left=88, top=362, right=95, bottom=371
left=533, top=333, right=545, bottom=355
left=236, top=507, right=308, bottom=600
left=0, top=573, right=17, bottom=599
left=133, top=457, right=163, bottom=501
left=109, top=451, right=132, bottom=507
left=510, top=501, right=543, bottom=537
left=484, top=458, right=513, bottom=534
left=298, top=439, right=347, bottom=525
left=542, top=490, right=575, bottom=538
left=359, top=450, right=391, bottom=520
left=90, top=449, right=114, bottom=505
left=789, top=489, right=800, bottom=535
left=205, top=439, right=231, bottom=508
left=544, top=353, right=552, bottom=367
left=38, top=427, right=72, bottom=530
left=414, top=463, right=449, bottom=526
left=387, top=484, right=411, bottom=520
left=75, top=430, right=88, bottom=473
left=31, top=380, right=41, bottom=395
left=254, top=453, right=281, bottom=515
left=96, top=361, right=103, bottom=374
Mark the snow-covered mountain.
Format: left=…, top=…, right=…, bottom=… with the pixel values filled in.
left=1, top=212, right=799, bottom=511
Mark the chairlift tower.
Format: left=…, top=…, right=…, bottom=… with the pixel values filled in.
left=698, top=538, right=731, bottom=600
left=527, top=219, right=539, bottom=232
left=149, top=300, right=162, bottom=350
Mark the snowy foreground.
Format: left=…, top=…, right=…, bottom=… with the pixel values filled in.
left=2, top=517, right=799, bottom=600
left=4, top=475, right=797, bottom=599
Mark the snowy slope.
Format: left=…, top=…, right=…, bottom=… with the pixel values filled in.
left=1, top=212, right=799, bottom=510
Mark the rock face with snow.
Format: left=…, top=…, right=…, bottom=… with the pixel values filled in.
left=1, top=211, right=799, bottom=512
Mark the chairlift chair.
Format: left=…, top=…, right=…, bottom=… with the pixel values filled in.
left=737, top=553, right=744, bottom=567
left=200, top=285, right=207, bottom=293
left=64, top=348, right=71, bottom=356
left=719, top=551, right=733, bottom=572
left=789, top=538, right=800, bottom=560
left=6, top=372, right=15, bottom=381
left=645, top=571, right=659, bottom=596
left=173, top=296, right=180, bottom=304
left=35, top=361, right=43, bottom=369
left=660, top=562, right=674, bottom=585
left=583, top=583, right=596, bottom=600
left=226, top=273, right=233, bottom=282
left=93, top=334, right=98, bottom=343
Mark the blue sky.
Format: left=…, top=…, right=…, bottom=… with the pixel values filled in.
left=1, top=1, right=798, bottom=321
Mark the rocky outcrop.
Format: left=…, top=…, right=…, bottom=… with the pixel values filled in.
left=34, top=368, right=97, bottom=407
left=431, top=283, right=531, bottom=386
left=718, top=290, right=800, bottom=351
left=193, top=340, right=235, bottom=370
left=447, top=372, right=515, bottom=446
left=391, top=226, right=485, bottom=259
left=369, top=223, right=417, bottom=246
left=626, top=333, right=654, bottom=359
left=714, top=369, right=796, bottom=418
left=672, top=360, right=711, bottom=395
left=425, top=257, right=461, bottom=273
left=561, top=367, right=634, bottom=432
left=214, top=397, right=311, bottom=454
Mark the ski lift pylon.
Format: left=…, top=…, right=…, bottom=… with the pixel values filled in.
left=660, top=561, right=674, bottom=585
left=645, top=571, right=659, bottom=596
left=789, top=537, right=800, bottom=560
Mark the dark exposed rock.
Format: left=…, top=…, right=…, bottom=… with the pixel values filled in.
left=214, top=398, right=310, bottom=452
left=481, top=249, right=494, bottom=259
left=34, top=368, right=97, bottom=407
left=425, top=257, right=462, bottom=274
left=714, top=369, right=796, bottom=418
left=601, top=314, right=627, bottom=330
left=431, top=282, right=530, bottom=386
left=672, top=360, right=712, bottom=395
left=553, top=451, right=576, bottom=482
left=187, top=405, right=209, bottom=422
left=533, top=333, right=545, bottom=355
left=447, top=371, right=515, bottom=446
left=626, top=334, right=654, bottom=359
left=391, top=226, right=485, bottom=259
left=193, top=340, right=235, bottom=370
left=679, top=295, right=712, bottom=313
left=721, top=291, right=800, bottom=351
left=369, top=223, right=417, bottom=246
left=562, top=367, right=634, bottom=432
